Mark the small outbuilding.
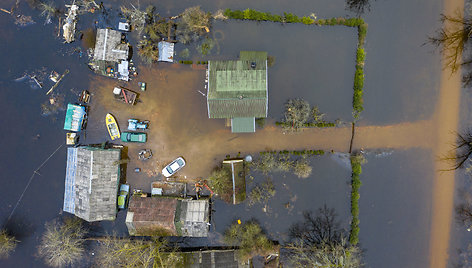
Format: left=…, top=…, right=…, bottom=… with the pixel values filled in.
left=63, top=146, right=121, bottom=222
left=90, top=29, right=130, bottom=80
left=63, top=103, right=86, bottom=132
left=206, top=51, right=268, bottom=133
left=125, top=196, right=210, bottom=237
left=158, top=41, right=174, bottom=62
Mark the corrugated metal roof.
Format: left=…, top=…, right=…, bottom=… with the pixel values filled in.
left=207, top=51, right=268, bottom=119
left=231, top=117, right=255, bottom=133
left=93, top=29, right=129, bottom=62
left=63, top=146, right=120, bottom=222
left=63, top=104, right=86, bottom=131
left=158, top=41, right=174, bottom=62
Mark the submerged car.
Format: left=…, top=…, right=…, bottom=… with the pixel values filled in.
left=121, top=132, right=147, bottom=143
left=162, top=157, right=186, bottom=177
left=118, top=184, right=129, bottom=209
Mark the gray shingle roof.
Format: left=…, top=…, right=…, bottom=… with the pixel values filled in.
left=64, top=147, right=120, bottom=222
left=93, top=29, right=129, bottom=62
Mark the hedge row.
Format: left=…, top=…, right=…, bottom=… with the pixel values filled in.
left=349, top=155, right=363, bottom=245
left=275, top=121, right=336, bottom=128
left=223, top=8, right=367, bottom=120
left=260, top=150, right=325, bottom=156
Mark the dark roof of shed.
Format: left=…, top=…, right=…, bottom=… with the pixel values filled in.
left=63, top=146, right=121, bottom=222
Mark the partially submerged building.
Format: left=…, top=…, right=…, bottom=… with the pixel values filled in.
left=63, top=146, right=121, bottom=222
left=158, top=41, right=174, bottom=62
left=63, top=103, right=86, bottom=132
left=206, top=51, right=268, bottom=133
left=89, top=29, right=131, bottom=81
left=125, top=196, right=210, bottom=237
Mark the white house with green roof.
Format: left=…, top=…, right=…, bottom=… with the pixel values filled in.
left=206, top=51, right=268, bottom=133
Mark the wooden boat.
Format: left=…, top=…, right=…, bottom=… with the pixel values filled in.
left=106, top=113, right=120, bottom=140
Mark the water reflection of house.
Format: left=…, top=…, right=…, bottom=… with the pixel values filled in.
left=206, top=51, right=268, bottom=133
left=222, top=158, right=246, bottom=204
left=125, top=196, right=209, bottom=237
left=89, top=29, right=130, bottom=81
left=63, top=146, right=121, bottom=222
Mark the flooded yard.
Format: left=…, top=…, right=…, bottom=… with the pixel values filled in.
left=212, top=154, right=352, bottom=242
left=0, top=0, right=465, bottom=267
left=359, top=149, right=434, bottom=268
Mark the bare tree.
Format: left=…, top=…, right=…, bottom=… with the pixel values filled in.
left=346, top=0, right=371, bottom=16
left=442, top=131, right=472, bottom=170
left=37, top=217, right=86, bottom=267
left=177, top=6, right=211, bottom=44
left=286, top=238, right=363, bottom=268
left=287, top=206, right=363, bottom=267
left=289, top=205, right=342, bottom=246
left=429, top=11, right=472, bottom=73
left=0, top=230, right=18, bottom=259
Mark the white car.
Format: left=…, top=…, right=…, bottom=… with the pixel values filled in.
left=162, top=157, right=186, bottom=177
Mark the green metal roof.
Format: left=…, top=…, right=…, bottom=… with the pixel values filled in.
left=231, top=117, right=255, bottom=133
left=239, top=51, right=268, bottom=61
left=207, top=51, right=268, bottom=118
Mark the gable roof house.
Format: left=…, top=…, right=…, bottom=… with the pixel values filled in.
left=125, top=196, right=210, bottom=237
left=63, top=146, right=121, bottom=222
left=206, top=51, right=268, bottom=133
left=90, top=28, right=130, bottom=81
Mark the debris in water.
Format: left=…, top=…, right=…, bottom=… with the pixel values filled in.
left=46, top=69, right=69, bottom=95
left=63, top=4, right=79, bottom=43
left=49, top=71, right=60, bottom=82
left=14, top=14, right=35, bottom=27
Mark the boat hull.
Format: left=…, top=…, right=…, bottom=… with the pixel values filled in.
left=106, top=113, right=120, bottom=140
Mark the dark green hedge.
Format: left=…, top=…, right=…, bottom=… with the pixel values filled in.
left=349, top=155, right=363, bottom=245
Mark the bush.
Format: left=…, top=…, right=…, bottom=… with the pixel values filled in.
left=248, top=178, right=276, bottom=206
left=349, top=153, right=364, bottom=245
left=301, top=16, right=315, bottom=25
left=224, top=222, right=276, bottom=261
left=293, top=159, right=313, bottom=178
left=207, top=166, right=233, bottom=200
left=0, top=230, right=17, bottom=259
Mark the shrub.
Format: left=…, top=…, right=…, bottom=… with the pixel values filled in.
left=207, top=166, right=233, bottom=200
left=284, top=12, right=301, bottom=23
left=248, top=178, right=276, bottom=206
left=301, top=16, right=315, bottom=25
left=0, top=230, right=17, bottom=259
left=349, top=153, right=364, bottom=245
left=223, top=222, right=276, bottom=261
left=293, top=158, right=313, bottom=178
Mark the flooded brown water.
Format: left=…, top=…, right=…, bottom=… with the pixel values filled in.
left=429, top=0, right=464, bottom=267
left=0, top=0, right=464, bottom=267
